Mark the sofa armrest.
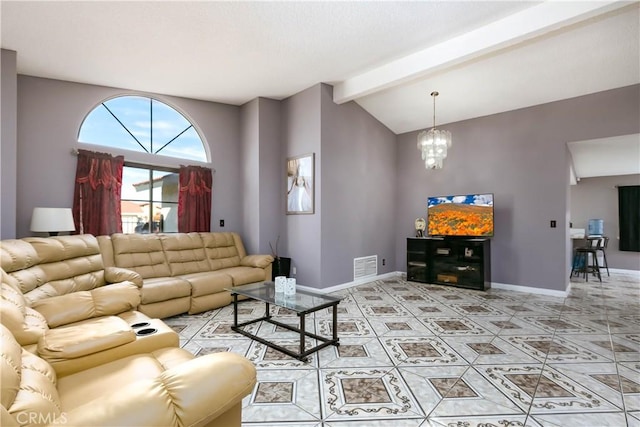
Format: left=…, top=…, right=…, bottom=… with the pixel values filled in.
left=58, top=352, right=256, bottom=427
left=32, top=283, right=141, bottom=328
left=105, top=266, right=143, bottom=288
left=240, top=254, right=274, bottom=269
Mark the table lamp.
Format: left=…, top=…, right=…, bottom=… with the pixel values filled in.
left=30, top=207, right=76, bottom=236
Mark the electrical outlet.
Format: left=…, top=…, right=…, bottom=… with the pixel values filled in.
left=382, top=258, right=386, bottom=266
left=219, top=219, right=224, bottom=227
left=292, top=267, right=296, bottom=275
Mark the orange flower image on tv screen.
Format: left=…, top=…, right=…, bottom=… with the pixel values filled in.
left=427, top=194, right=493, bottom=237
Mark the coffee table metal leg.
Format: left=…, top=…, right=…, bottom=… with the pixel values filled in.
left=232, top=293, right=238, bottom=327
left=332, top=303, right=339, bottom=344
left=299, top=314, right=306, bottom=356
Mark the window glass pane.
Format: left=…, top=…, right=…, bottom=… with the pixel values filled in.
left=120, top=166, right=179, bottom=234
left=78, top=105, right=141, bottom=151
left=151, top=99, right=191, bottom=147
left=103, top=96, right=151, bottom=152
left=159, top=127, right=207, bottom=162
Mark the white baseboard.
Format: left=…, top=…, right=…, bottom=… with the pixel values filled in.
left=299, top=269, right=637, bottom=297
left=296, top=271, right=402, bottom=294
left=609, top=268, right=640, bottom=276
left=491, top=282, right=569, bottom=298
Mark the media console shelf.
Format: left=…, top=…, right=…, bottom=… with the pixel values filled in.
left=406, top=237, right=491, bottom=291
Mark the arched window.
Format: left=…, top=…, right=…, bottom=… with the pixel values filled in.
left=78, top=95, right=207, bottom=162
left=78, top=96, right=208, bottom=233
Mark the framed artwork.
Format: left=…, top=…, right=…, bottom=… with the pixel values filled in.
left=286, top=153, right=315, bottom=215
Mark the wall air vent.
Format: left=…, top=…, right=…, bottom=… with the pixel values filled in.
left=354, top=255, right=377, bottom=281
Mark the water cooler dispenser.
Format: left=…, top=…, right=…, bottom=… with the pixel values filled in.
left=587, top=219, right=604, bottom=236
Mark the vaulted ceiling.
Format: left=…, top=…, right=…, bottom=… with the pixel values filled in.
left=2, top=1, right=638, bottom=178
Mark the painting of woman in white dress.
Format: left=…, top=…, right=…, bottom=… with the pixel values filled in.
left=286, top=153, right=314, bottom=214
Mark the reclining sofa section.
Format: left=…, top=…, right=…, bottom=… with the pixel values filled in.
left=98, top=232, right=273, bottom=318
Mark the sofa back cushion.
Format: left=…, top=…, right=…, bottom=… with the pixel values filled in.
left=0, top=269, right=48, bottom=346
left=0, top=324, right=62, bottom=425
left=110, top=234, right=171, bottom=279
left=200, top=232, right=244, bottom=271
left=2, top=235, right=108, bottom=306
left=160, top=233, right=211, bottom=276
left=0, top=239, right=45, bottom=299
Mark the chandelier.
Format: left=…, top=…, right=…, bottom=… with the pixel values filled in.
left=417, top=91, right=452, bottom=169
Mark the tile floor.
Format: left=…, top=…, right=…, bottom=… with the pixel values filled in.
left=164, top=271, right=640, bottom=427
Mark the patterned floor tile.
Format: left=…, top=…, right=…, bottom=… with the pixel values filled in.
left=428, top=415, right=542, bottom=427
left=472, top=316, right=548, bottom=336
left=317, top=337, right=395, bottom=368
left=380, top=336, right=465, bottom=366
left=359, top=303, right=412, bottom=317
left=245, top=338, right=320, bottom=369
left=560, top=332, right=640, bottom=362
left=404, top=303, right=464, bottom=318
left=518, top=315, right=600, bottom=334
left=420, top=316, right=491, bottom=336
left=440, top=336, right=540, bottom=365
left=183, top=337, right=252, bottom=357
left=367, top=317, right=436, bottom=337
left=316, top=317, right=375, bottom=338
left=506, top=335, right=612, bottom=363
left=400, top=365, right=524, bottom=419
left=320, top=367, right=424, bottom=421
left=314, top=303, right=363, bottom=318
left=192, top=318, right=260, bottom=339
left=478, top=364, right=621, bottom=414
left=446, top=303, right=510, bottom=317
left=242, top=369, right=321, bottom=423
left=546, top=362, right=627, bottom=410
left=530, top=411, right=629, bottom=426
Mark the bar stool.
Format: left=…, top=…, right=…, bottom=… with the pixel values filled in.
left=570, top=238, right=602, bottom=282
left=595, top=236, right=610, bottom=277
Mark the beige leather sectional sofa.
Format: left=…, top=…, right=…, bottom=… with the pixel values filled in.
left=98, top=232, right=274, bottom=318
left=0, top=233, right=264, bottom=426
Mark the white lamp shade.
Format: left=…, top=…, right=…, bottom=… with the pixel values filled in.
left=30, top=208, right=76, bottom=233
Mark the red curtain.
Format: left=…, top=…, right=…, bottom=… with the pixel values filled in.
left=178, top=165, right=212, bottom=232
left=73, top=149, right=124, bottom=236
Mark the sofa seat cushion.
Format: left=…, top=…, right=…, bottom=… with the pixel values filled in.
left=141, top=277, right=191, bottom=304
left=38, top=316, right=136, bottom=361
left=56, top=347, right=195, bottom=411
left=31, top=282, right=140, bottom=328
left=224, top=266, right=268, bottom=286
left=183, top=271, right=233, bottom=297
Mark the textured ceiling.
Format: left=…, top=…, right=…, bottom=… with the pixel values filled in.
left=2, top=1, right=638, bottom=178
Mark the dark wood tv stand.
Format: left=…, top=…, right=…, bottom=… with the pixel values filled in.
left=407, top=237, right=491, bottom=291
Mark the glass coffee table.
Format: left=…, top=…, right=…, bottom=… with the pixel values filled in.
left=226, top=282, right=341, bottom=361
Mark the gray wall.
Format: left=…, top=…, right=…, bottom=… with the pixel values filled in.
left=15, top=75, right=241, bottom=238
left=571, top=174, right=640, bottom=270
left=281, top=85, right=322, bottom=286
left=240, top=97, right=282, bottom=256
left=240, top=99, right=260, bottom=252
left=396, top=85, right=640, bottom=292
left=257, top=98, right=282, bottom=256
left=320, top=84, right=397, bottom=287
left=5, top=69, right=638, bottom=292
left=1, top=49, right=17, bottom=239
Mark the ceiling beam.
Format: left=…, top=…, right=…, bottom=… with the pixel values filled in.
left=333, top=1, right=630, bottom=104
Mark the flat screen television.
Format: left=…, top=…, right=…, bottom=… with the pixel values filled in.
left=427, top=193, right=494, bottom=237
